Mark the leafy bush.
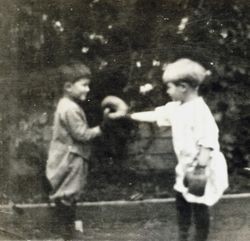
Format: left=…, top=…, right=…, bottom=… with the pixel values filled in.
left=1, top=0, right=249, bottom=202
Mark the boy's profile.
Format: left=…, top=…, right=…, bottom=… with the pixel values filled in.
left=46, top=62, right=102, bottom=239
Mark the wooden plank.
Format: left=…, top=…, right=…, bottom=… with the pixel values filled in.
left=128, top=137, right=174, bottom=155
left=127, top=153, right=177, bottom=170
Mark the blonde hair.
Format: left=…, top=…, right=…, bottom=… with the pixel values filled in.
left=162, top=58, right=211, bottom=86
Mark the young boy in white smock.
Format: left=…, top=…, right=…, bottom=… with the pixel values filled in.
left=129, top=59, right=229, bottom=241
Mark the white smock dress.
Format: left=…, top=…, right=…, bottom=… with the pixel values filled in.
left=155, top=97, right=228, bottom=206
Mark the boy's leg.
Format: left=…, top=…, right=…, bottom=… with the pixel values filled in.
left=54, top=200, right=76, bottom=240
left=193, top=203, right=210, bottom=241
left=175, top=192, right=192, bottom=241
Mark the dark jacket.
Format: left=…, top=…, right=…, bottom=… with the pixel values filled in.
left=46, top=97, right=100, bottom=200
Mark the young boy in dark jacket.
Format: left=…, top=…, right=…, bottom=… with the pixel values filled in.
left=46, top=62, right=102, bottom=239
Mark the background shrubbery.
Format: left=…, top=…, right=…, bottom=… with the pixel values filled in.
left=0, top=0, right=249, bottom=202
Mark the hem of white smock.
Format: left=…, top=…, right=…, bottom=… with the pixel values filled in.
left=173, top=184, right=229, bottom=206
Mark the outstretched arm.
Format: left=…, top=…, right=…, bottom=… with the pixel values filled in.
left=130, top=111, right=157, bottom=123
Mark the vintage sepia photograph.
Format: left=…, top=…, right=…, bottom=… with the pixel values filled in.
left=0, top=0, right=249, bottom=240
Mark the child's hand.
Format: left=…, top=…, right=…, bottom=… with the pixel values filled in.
left=195, top=146, right=212, bottom=166
left=103, top=107, right=112, bottom=119
left=100, top=107, right=111, bottom=133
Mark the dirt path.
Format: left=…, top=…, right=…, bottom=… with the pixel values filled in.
left=0, top=194, right=249, bottom=240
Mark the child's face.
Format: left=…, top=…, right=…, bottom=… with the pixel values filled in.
left=165, top=82, right=185, bottom=101
left=65, top=78, right=90, bottom=102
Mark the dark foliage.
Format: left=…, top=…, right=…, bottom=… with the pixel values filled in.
left=0, top=0, right=249, bottom=201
